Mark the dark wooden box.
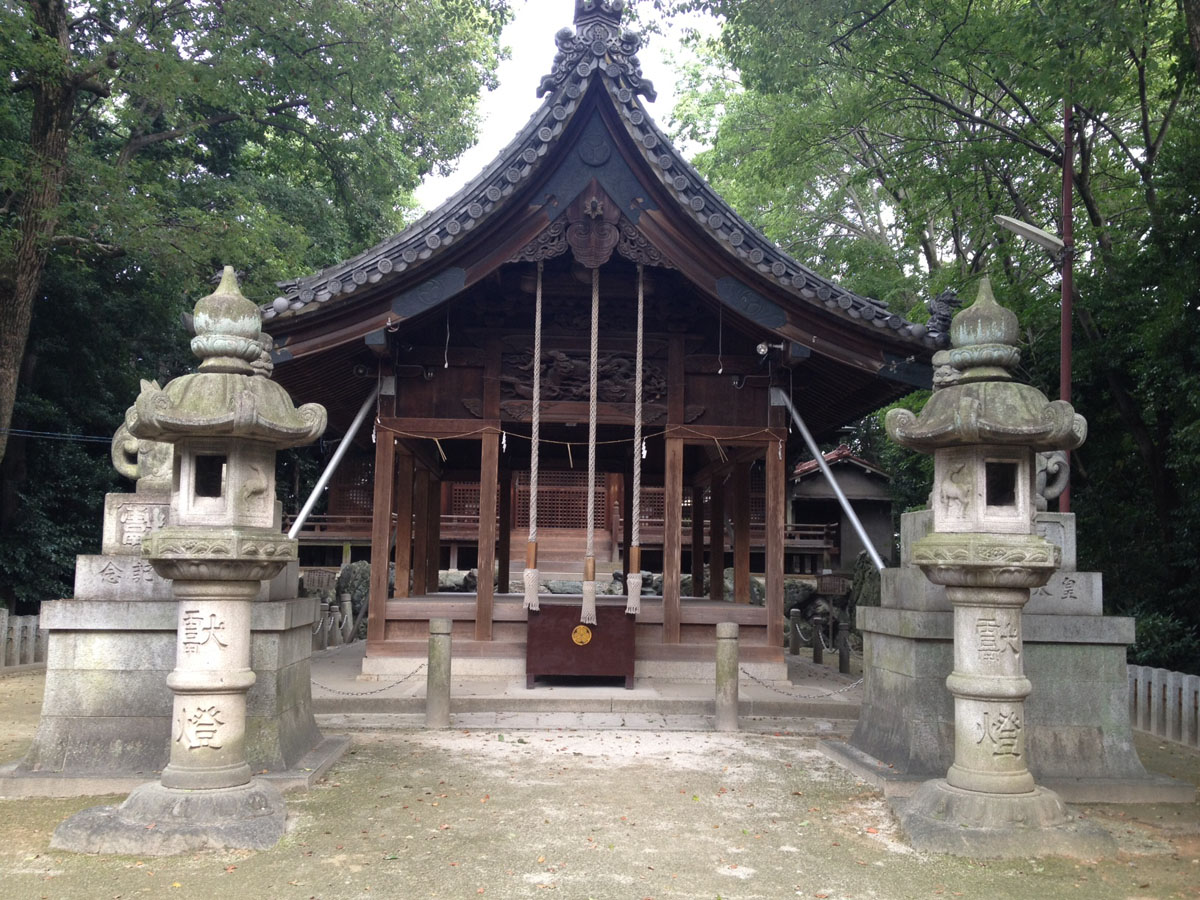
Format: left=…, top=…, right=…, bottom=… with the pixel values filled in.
left=525, top=601, right=636, bottom=688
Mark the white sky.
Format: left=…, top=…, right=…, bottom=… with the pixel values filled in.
left=414, top=0, right=715, bottom=211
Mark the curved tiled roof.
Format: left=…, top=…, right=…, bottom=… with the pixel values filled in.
left=264, top=4, right=942, bottom=350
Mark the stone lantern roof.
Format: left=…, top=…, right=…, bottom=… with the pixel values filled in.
left=126, top=267, right=327, bottom=448
left=885, top=278, right=1086, bottom=453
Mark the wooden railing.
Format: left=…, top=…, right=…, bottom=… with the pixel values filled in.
left=0, top=609, right=44, bottom=668
left=286, top=507, right=839, bottom=553
left=282, top=513, right=374, bottom=538
left=1129, top=665, right=1200, bottom=748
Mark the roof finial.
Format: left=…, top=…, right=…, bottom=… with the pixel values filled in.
left=575, top=0, right=624, bottom=26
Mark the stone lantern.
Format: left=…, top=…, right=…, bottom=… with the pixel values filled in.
left=884, top=278, right=1110, bottom=857
left=53, top=268, right=326, bottom=854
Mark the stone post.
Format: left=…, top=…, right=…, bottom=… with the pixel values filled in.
left=788, top=608, right=802, bottom=655
left=883, top=278, right=1111, bottom=858
left=52, top=268, right=326, bottom=856
left=340, top=595, right=355, bottom=643
left=810, top=610, right=824, bottom=665
left=837, top=619, right=851, bottom=675
left=426, top=618, right=452, bottom=728
left=714, top=622, right=739, bottom=732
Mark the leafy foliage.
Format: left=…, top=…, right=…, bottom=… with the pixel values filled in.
left=0, top=0, right=510, bottom=608
left=666, top=0, right=1200, bottom=671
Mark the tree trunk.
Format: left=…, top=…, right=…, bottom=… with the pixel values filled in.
left=1184, top=0, right=1200, bottom=83
left=0, top=0, right=76, bottom=466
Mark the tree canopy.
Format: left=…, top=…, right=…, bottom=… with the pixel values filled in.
left=0, top=0, right=509, bottom=607
left=667, top=0, right=1200, bottom=668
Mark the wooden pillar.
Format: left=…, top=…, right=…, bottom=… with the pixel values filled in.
left=663, top=437, right=684, bottom=642
left=690, top=484, right=705, bottom=595
left=412, top=468, right=431, bottom=596
left=497, top=468, right=513, bottom=594
left=733, top=461, right=751, bottom=604
left=426, top=474, right=441, bottom=593
left=476, top=336, right=501, bottom=640
left=476, top=432, right=499, bottom=640
left=392, top=449, right=414, bottom=598
left=663, top=333, right=685, bottom=642
left=368, top=433, right=396, bottom=643
left=765, top=441, right=785, bottom=649
left=709, top=474, right=725, bottom=602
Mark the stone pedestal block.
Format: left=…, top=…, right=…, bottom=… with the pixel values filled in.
left=841, top=510, right=1193, bottom=803
left=8, top=590, right=321, bottom=783
left=51, top=779, right=286, bottom=855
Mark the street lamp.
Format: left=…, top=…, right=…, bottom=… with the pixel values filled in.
left=994, top=211, right=1074, bottom=513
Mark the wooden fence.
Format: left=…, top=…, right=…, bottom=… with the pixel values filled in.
left=0, top=609, right=45, bottom=669
left=1128, top=664, right=1200, bottom=748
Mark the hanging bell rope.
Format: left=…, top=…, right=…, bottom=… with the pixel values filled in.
left=523, top=261, right=544, bottom=611
left=581, top=266, right=601, bottom=625
left=625, top=265, right=645, bottom=615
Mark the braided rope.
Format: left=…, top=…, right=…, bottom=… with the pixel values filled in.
left=626, top=265, right=645, bottom=615
left=632, top=265, right=644, bottom=548
left=581, top=266, right=600, bottom=625
left=524, top=261, right=543, bottom=611
left=530, top=260, right=542, bottom=544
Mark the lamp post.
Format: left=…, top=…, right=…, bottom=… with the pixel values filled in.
left=994, top=100, right=1075, bottom=512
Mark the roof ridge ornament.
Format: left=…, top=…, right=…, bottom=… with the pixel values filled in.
left=539, top=0, right=655, bottom=102
left=575, top=0, right=624, bottom=25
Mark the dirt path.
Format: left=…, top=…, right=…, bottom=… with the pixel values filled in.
left=1, top=670, right=1197, bottom=899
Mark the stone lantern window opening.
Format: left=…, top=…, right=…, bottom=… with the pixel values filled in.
left=194, top=454, right=227, bottom=499
left=985, top=461, right=1017, bottom=508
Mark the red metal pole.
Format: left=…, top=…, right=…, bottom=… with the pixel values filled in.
left=1060, top=97, right=1073, bottom=513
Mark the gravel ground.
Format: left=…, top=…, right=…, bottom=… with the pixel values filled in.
left=1, top=670, right=1198, bottom=900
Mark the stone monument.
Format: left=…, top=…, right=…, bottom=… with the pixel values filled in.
left=827, top=281, right=1191, bottom=810
left=52, top=268, right=327, bottom=854
left=3, top=350, right=340, bottom=799
left=878, top=278, right=1112, bottom=857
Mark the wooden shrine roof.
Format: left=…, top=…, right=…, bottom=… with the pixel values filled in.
left=261, top=2, right=939, bottom=441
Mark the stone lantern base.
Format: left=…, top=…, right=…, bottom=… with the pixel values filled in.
left=895, top=778, right=1115, bottom=859
left=50, top=778, right=286, bottom=856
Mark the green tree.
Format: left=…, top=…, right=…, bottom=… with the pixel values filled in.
left=0, top=0, right=509, bottom=466
left=0, top=0, right=510, bottom=608
left=667, top=0, right=1200, bottom=661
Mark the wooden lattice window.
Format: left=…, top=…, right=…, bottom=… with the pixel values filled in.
left=328, top=453, right=374, bottom=515
left=515, top=470, right=605, bottom=529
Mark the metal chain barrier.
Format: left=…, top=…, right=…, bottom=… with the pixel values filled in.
left=311, top=661, right=427, bottom=697
left=740, top=666, right=863, bottom=699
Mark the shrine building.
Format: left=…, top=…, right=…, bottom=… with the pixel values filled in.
left=261, top=1, right=938, bottom=680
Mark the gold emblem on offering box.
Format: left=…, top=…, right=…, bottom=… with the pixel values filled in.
left=571, top=625, right=592, bottom=646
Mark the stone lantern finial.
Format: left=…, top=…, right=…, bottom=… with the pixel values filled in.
left=946, top=277, right=1021, bottom=383
left=191, top=266, right=263, bottom=375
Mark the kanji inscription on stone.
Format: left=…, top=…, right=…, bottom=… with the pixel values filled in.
left=181, top=609, right=228, bottom=654
left=176, top=705, right=224, bottom=749
left=975, top=615, right=1020, bottom=661
left=98, top=561, right=122, bottom=584
left=975, top=709, right=1022, bottom=757
left=118, top=503, right=166, bottom=546
left=130, top=559, right=156, bottom=582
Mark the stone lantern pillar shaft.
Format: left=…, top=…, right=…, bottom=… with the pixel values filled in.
left=162, top=578, right=259, bottom=790
left=944, top=585, right=1034, bottom=795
